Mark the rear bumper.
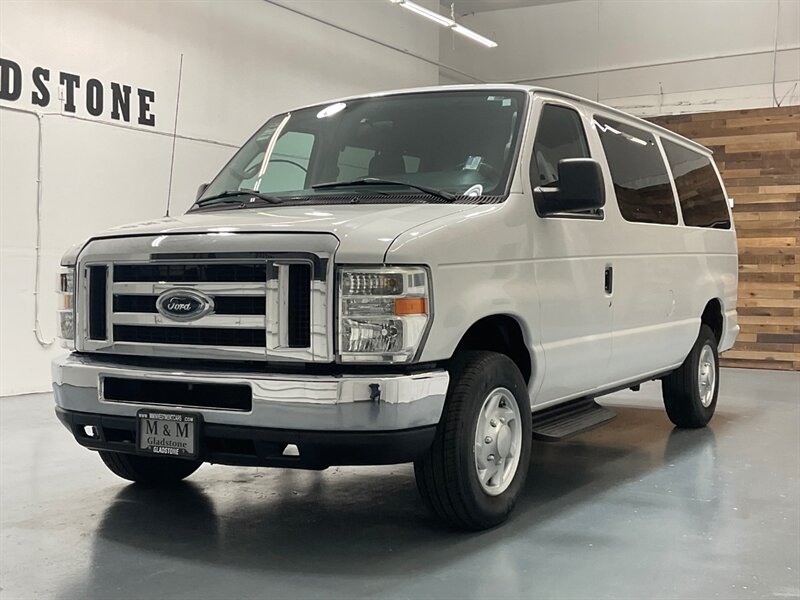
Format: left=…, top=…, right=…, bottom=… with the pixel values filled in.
left=720, top=308, right=739, bottom=352
left=52, top=353, right=449, bottom=466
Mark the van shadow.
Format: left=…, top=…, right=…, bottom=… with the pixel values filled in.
left=72, top=405, right=727, bottom=590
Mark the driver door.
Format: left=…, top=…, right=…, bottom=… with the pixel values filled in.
left=528, top=99, right=615, bottom=404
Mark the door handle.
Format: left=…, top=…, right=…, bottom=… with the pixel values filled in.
left=604, top=265, right=613, bottom=295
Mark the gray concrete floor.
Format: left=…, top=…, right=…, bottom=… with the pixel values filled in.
left=1, top=368, right=798, bottom=600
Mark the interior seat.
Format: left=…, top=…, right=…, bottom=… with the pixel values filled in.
left=368, top=149, right=405, bottom=177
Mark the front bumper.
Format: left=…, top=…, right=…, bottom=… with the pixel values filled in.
left=52, top=353, right=448, bottom=467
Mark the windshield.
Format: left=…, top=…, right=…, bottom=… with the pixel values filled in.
left=195, top=90, right=527, bottom=208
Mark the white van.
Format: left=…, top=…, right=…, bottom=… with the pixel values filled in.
left=53, top=85, right=738, bottom=530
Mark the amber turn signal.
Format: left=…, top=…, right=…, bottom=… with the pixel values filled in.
left=394, top=297, right=427, bottom=316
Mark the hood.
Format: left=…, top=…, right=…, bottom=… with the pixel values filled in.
left=85, top=203, right=480, bottom=263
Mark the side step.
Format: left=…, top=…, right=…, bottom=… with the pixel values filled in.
left=531, top=397, right=616, bottom=442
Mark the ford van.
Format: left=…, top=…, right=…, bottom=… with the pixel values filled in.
left=53, top=85, right=738, bottom=529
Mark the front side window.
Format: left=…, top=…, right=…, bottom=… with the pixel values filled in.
left=594, top=116, right=678, bottom=225
left=196, top=91, right=527, bottom=209
left=531, top=104, right=590, bottom=188
left=662, top=139, right=731, bottom=229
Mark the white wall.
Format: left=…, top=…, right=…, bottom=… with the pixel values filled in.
left=439, top=0, right=800, bottom=115
left=0, top=0, right=440, bottom=396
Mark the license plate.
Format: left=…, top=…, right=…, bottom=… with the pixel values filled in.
left=136, top=410, right=201, bottom=459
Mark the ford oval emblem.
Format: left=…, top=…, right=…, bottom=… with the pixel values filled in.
left=155, top=289, right=215, bottom=322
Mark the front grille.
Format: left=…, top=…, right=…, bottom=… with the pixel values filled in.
left=114, top=325, right=266, bottom=347
left=103, top=377, right=252, bottom=411
left=287, top=264, right=311, bottom=348
left=113, top=295, right=266, bottom=315
left=114, top=263, right=268, bottom=283
left=78, top=235, right=331, bottom=362
left=106, top=261, right=271, bottom=355
left=88, top=266, right=108, bottom=340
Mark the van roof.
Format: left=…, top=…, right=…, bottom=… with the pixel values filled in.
left=294, top=84, right=712, bottom=156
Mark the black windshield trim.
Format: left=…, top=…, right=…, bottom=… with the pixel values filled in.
left=312, top=177, right=456, bottom=202
left=195, top=189, right=285, bottom=208
left=189, top=193, right=507, bottom=212
left=289, top=86, right=532, bottom=119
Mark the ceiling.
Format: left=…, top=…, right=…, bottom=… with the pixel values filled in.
left=441, top=0, right=578, bottom=17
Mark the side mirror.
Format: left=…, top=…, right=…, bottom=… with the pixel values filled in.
left=535, top=158, right=605, bottom=217
left=196, top=183, right=209, bottom=201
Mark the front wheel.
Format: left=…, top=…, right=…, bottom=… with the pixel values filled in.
left=99, top=451, right=202, bottom=485
left=414, top=351, right=532, bottom=530
left=662, top=324, right=720, bottom=428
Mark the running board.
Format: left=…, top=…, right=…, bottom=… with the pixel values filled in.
left=531, top=397, right=616, bottom=442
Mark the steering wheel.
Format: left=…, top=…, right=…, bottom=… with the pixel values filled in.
left=268, top=159, right=308, bottom=173
left=449, top=159, right=500, bottom=178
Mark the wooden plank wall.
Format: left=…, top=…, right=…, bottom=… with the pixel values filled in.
left=650, top=105, right=799, bottom=371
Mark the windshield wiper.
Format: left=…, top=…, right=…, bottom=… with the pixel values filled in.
left=194, top=189, right=283, bottom=208
left=312, top=177, right=456, bottom=202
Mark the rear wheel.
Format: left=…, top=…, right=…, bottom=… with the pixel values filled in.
left=662, top=324, right=720, bottom=428
left=99, top=451, right=202, bottom=485
left=414, top=351, right=531, bottom=530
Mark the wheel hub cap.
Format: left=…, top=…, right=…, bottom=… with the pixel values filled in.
left=697, top=344, right=716, bottom=408
left=496, top=424, right=512, bottom=458
left=474, top=387, right=523, bottom=496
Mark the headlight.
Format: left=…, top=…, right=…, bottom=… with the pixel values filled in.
left=57, top=267, right=75, bottom=349
left=338, top=266, right=431, bottom=363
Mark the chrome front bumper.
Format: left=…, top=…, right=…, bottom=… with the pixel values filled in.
left=52, top=354, right=449, bottom=432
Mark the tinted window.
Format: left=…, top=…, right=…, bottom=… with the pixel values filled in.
left=531, top=104, right=590, bottom=187
left=662, top=139, right=731, bottom=229
left=337, top=146, right=421, bottom=181
left=259, top=131, right=315, bottom=193
left=199, top=91, right=526, bottom=207
left=594, top=116, right=678, bottom=225
left=337, top=145, right=375, bottom=180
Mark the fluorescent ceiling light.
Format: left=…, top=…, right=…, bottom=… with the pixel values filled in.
left=390, top=0, right=497, bottom=48
left=628, top=136, right=649, bottom=146
left=393, top=0, right=454, bottom=27
left=317, top=102, right=347, bottom=118
left=451, top=24, right=498, bottom=48
left=594, top=120, right=650, bottom=146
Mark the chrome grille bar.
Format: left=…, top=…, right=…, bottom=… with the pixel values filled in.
left=112, top=313, right=267, bottom=328
left=112, top=282, right=267, bottom=296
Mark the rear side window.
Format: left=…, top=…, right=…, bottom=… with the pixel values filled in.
left=531, top=104, right=590, bottom=187
left=594, top=116, right=678, bottom=225
left=662, top=140, right=731, bottom=229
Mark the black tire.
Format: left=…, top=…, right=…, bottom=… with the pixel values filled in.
left=99, top=451, right=202, bottom=485
left=662, top=324, right=720, bottom=428
left=414, top=351, right=532, bottom=530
